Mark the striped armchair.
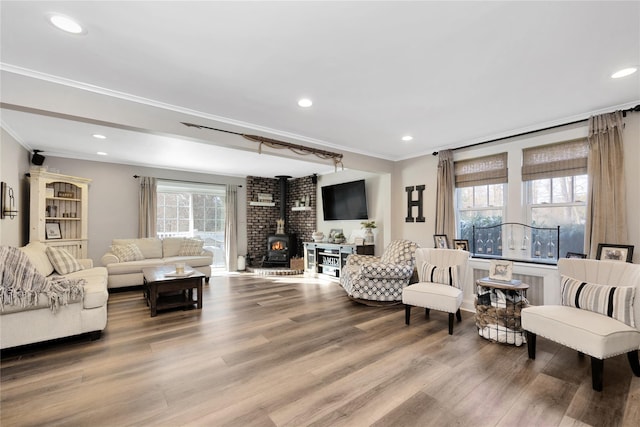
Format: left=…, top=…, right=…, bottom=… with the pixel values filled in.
left=340, top=239, right=419, bottom=302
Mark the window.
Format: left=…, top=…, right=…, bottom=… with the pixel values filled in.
left=523, top=139, right=588, bottom=257
left=455, top=153, right=507, bottom=250
left=156, top=181, right=226, bottom=267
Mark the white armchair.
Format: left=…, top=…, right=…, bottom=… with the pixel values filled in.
left=340, top=239, right=419, bottom=302
left=402, top=248, right=471, bottom=334
left=522, top=258, right=640, bottom=391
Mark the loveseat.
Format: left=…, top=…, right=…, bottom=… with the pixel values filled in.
left=101, top=237, right=213, bottom=289
left=0, top=242, right=109, bottom=349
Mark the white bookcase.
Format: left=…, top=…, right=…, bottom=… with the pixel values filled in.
left=29, top=168, right=91, bottom=258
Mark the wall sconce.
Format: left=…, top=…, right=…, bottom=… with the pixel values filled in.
left=1, top=182, right=18, bottom=219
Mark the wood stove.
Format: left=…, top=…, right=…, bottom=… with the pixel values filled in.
left=262, top=175, right=297, bottom=267
left=266, top=234, right=291, bottom=266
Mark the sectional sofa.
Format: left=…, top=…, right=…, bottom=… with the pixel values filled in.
left=0, top=242, right=109, bottom=349
left=101, top=237, right=213, bottom=289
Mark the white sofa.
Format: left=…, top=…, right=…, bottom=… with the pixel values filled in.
left=0, top=242, right=109, bottom=349
left=101, top=237, right=213, bottom=289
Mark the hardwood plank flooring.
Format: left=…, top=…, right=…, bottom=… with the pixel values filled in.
left=2, top=273, right=639, bottom=426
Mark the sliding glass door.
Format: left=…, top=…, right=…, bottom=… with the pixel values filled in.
left=156, top=181, right=226, bottom=267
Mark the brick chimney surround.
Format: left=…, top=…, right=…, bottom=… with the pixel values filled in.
left=246, top=175, right=317, bottom=267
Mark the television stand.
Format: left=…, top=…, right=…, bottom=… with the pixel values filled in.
left=303, top=242, right=374, bottom=280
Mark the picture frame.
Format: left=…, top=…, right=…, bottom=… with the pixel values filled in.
left=489, top=259, right=513, bottom=281
left=45, top=222, right=62, bottom=239
left=566, top=252, right=587, bottom=259
left=453, top=239, right=469, bottom=251
left=595, top=243, right=634, bottom=263
left=433, top=234, right=449, bottom=249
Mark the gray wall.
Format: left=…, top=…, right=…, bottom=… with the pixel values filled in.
left=393, top=113, right=640, bottom=263
left=28, top=156, right=247, bottom=265
left=0, top=129, right=31, bottom=247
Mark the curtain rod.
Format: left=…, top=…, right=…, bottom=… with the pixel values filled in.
left=432, top=104, right=640, bottom=156
left=133, top=175, right=242, bottom=188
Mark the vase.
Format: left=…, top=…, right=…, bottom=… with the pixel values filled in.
left=364, top=228, right=374, bottom=244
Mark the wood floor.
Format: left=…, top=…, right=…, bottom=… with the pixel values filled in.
left=2, top=273, right=639, bottom=426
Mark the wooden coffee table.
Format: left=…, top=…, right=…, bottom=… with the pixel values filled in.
left=142, top=265, right=204, bottom=317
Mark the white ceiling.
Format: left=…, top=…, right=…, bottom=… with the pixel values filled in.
left=1, top=1, right=639, bottom=178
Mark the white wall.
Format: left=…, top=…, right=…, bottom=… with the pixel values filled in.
left=30, top=156, right=247, bottom=264
left=315, top=169, right=390, bottom=256
left=0, top=129, right=30, bottom=247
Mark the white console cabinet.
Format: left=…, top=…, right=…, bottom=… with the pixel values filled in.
left=28, top=168, right=91, bottom=258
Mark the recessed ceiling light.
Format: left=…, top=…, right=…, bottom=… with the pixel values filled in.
left=611, top=67, right=637, bottom=79
left=92, top=134, right=106, bottom=139
left=96, top=152, right=107, bottom=156
left=402, top=135, right=413, bottom=141
left=49, top=14, right=85, bottom=34
left=298, top=98, right=313, bottom=108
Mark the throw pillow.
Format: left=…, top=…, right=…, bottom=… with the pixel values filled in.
left=560, top=275, right=636, bottom=327
left=178, top=239, right=204, bottom=256
left=419, top=263, right=460, bottom=289
left=20, top=241, right=55, bottom=276
left=111, top=243, right=144, bottom=262
left=46, top=246, right=84, bottom=275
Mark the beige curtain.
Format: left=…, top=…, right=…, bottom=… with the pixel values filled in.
left=225, top=184, right=238, bottom=271
left=435, top=150, right=456, bottom=243
left=138, top=177, right=157, bottom=238
left=585, top=111, right=628, bottom=257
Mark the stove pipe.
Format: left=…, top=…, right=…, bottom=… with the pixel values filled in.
left=275, top=175, right=291, bottom=234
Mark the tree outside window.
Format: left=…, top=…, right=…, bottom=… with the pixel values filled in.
left=527, top=175, right=587, bottom=257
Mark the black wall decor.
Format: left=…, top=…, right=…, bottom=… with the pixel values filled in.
left=405, top=185, right=425, bottom=222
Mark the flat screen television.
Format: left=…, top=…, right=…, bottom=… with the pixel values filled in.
left=321, top=179, right=369, bottom=221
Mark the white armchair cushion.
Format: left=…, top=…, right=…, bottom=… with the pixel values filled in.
left=403, top=282, right=463, bottom=313
left=521, top=305, right=640, bottom=359
left=561, top=275, right=636, bottom=327
left=419, top=263, right=460, bottom=288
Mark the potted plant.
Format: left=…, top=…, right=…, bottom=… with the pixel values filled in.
left=361, top=221, right=376, bottom=244
left=334, top=232, right=345, bottom=244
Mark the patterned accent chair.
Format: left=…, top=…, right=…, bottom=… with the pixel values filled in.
left=340, top=239, right=419, bottom=302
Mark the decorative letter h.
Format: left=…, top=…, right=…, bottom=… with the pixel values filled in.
left=405, top=185, right=425, bottom=223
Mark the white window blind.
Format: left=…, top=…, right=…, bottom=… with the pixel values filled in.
left=454, top=153, right=508, bottom=187
left=521, top=138, right=588, bottom=181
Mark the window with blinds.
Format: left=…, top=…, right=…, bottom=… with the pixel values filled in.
left=522, top=138, right=588, bottom=181
left=524, top=139, right=588, bottom=257
left=454, top=152, right=508, bottom=187
left=455, top=153, right=507, bottom=251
